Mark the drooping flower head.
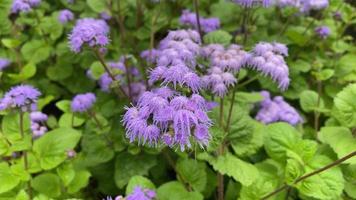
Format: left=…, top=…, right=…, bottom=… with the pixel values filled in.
left=315, top=26, right=330, bottom=39
left=255, top=91, right=302, bottom=125
left=30, top=111, right=48, bottom=138
left=0, top=58, right=11, bottom=70
left=68, top=18, right=110, bottom=53
left=232, top=0, right=272, bottom=7
left=0, top=85, right=41, bottom=112
left=246, top=42, right=290, bottom=90
left=179, top=10, right=220, bottom=33
left=11, top=0, right=41, bottom=13
left=71, top=93, right=96, bottom=113
left=126, top=186, right=156, bottom=200
left=58, top=9, right=74, bottom=24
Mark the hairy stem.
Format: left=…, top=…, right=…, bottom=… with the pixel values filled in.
left=262, top=151, right=356, bottom=200
left=193, top=0, right=203, bottom=42
left=20, top=112, right=32, bottom=200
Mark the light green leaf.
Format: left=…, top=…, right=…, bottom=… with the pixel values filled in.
left=0, top=163, right=20, bottom=194
left=334, top=84, right=356, bottom=127
left=33, top=128, right=81, bottom=170
left=2, top=113, right=31, bottom=143
left=21, top=40, right=50, bottom=64
left=126, top=176, right=155, bottom=195
left=87, top=0, right=107, bottom=13
left=1, top=38, right=21, bottom=49
left=313, top=69, right=335, bottom=81
left=58, top=113, right=85, bottom=127
left=203, top=30, right=232, bottom=46
left=319, top=126, right=356, bottom=164
left=285, top=159, right=304, bottom=184
left=67, top=170, right=91, bottom=193
left=231, top=122, right=264, bottom=157
left=114, top=152, right=157, bottom=188
left=32, top=173, right=61, bottom=198
left=89, top=61, right=105, bottom=80
left=8, top=63, right=37, bottom=83
left=176, top=158, right=207, bottom=192
left=56, top=163, right=75, bottom=186
left=55, top=100, right=71, bottom=113
left=299, top=90, right=325, bottom=112
left=157, top=181, right=203, bottom=200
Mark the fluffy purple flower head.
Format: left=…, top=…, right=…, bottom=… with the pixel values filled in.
left=126, top=187, right=156, bottom=200
left=278, top=0, right=302, bottom=8
left=0, top=85, right=41, bottom=112
left=71, top=93, right=96, bottom=113
left=301, top=0, right=329, bottom=12
left=315, top=26, right=331, bottom=39
left=58, top=9, right=74, bottom=24
left=232, top=0, right=271, bottom=7
left=179, top=10, right=220, bottom=33
left=100, top=11, right=112, bottom=20
left=30, top=111, right=48, bottom=122
left=11, top=0, right=41, bottom=13
left=68, top=18, right=110, bottom=53
left=30, top=111, right=48, bottom=138
left=0, top=58, right=11, bottom=70
left=256, top=91, right=302, bottom=125
left=140, top=49, right=160, bottom=63
left=208, top=44, right=249, bottom=72
left=246, top=42, right=290, bottom=90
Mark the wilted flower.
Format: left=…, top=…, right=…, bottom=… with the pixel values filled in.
left=11, top=0, right=41, bottom=13
left=71, top=93, right=96, bottom=113
left=30, top=111, right=48, bottom=138
left=179, top=10, right=220, bottom=33
left=0, top=85, right=41, bottom=112
left=58, top=9, right=74, bottom=24
left=127, top=186, right=156, bottom=200
left=68, top=18, right=110, bottom=53
left=255, top=91, right=302, bottom=125
left=0, top=58, right=10, bottom=70
left=315, top=26, right=331, bottom=39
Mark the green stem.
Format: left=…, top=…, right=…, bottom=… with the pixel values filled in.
left=217, top=98, right=225, bottom=200
left=20, top=112, right=32, bottom=200
left=193, top=0, right=203, bottom=42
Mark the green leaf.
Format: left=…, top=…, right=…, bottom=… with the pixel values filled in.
left=285, top=159, right=304, bottom=184
left=176, top=158, right=207, bottom=192
left=2, top=112, right=31, bottom=143
left=333, top=84, right=356, bottom=127
left=299, top=90, right=325, bottom=112
left=39, top=16, right=63, bottom=40
left=7, top=63, right=37, bottom=83
left=87, top=0, right=107, bottom=13
left=80, top=133, right=114, bottom=166
left=236, top=92, right=264, bottom=103
left=0, top=163, right=20, bottom=194
left=89, top=61, right=105, bottom=80
left=319, top=127, right=356, bottom=164
left=295, top=155, right=344, bottom=200
left=0, top=135, right=10, bottom=156
left=292, top=59, right=311, bottom=73
left=32, top=173, right=61, bottom=198
left=55, top=100, right=72, bottom=113
left=33, top=128, right=81, bottom=170
left=67, top=170, right=91, bottom=193
left=313, top=69, right=335, bottom=81
left=1, top=38, right=21, bottom=49
left=56, top=163, right=75, bottom=186
left=126, top=176, right=155, bottom=195
left=114, top=152, right=157, bottom=188
left=58, top=113, right=85, bottom=127
left=231, top=122, right=264, bottom=157
left=203, top=30, right=232, bottom=46
left=209, top=153, right=258, bottom=186
left=21, top=40, right=51, bottom=64
left=157, top=181, right=203, bottom=200
left=285, top=27, right=308, bottom=46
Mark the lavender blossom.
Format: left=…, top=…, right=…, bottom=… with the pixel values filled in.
left=67, top=150, right=76, bottom=158
left=301, top=0, right=329, bottom=12
left=246, top=42, right=290, bottom=90
left=256, top=91, right=302, bottom=125
left=315, top=26, right=331, bottom=39
left=100, top=12, right=112, bottom=21
left=0, top=58, right=10, bottom=70
left=11, top=0, right=41, bottom=13
left=58, top=9, right=74, bottom=24
left=333, top=11, right=342, bottom=21
left=30, top=111, right=48, bottom=138
left=179, top=10, right=220, bottom=33
left=232, top=0, right=272, bottom=7
left=68, top=18, right=110, bottom=53
left=126, top=186, right=156, bottom=200
left=71, top=93, right=96, bottom=113
left=0, top=85, right=41, bottom=112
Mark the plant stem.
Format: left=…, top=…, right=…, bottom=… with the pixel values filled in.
left=71, top=113, right=75, bottom=128
left=193, top=0, right=203, bottom=42
left=237, top=74, right=258, bottom=88
left=279, top=13, right=293, bottom=36
left=225, top=74, right=240, bottom=132
left=117, top=0, right=126, bottom=44
left=262, top=151, right=356, bottom=200
left=88, top=111, right=103, bottom=130
left=136, top=0, right=143, bottom=29
left=217, top=98, right=225, bottom=200
left=124, top=57, right=133, bottom=101
left=20, top=112, right=32, bottom=200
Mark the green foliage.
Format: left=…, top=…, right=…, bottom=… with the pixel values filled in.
left=176, top=158, right=207, bottom=192
left=333, top=84, right=356, bottom=127
left=203, top=30, right=232, bottom=46
left=157, top=181, right=204, bottom=200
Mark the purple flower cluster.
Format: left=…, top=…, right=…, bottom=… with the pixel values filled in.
left=0, top=85, right=41, bottom=112
left=232, top=0, right=272, bottom=7
left=200, top=44, right=248, bottom=97
left=256, top=91, right=302, bottom=125
left=30, top=111, right=48, bottom=138
left=315, top=26, right=331, bottom=39
left=179, top=10, right=220, bottom=33
left=123, top=87, right=212, bottom=151
left=147, top=30, right=202, bottom=92
left=11, top=0, right=41, bottom=14
left=278, top=0, right=329, bottom=12
left=0, top=58, right=10, bottom=70
left=68, top=18, right=110, bottom=53
left=71, top=93, right=96, bottom=113
left=58, top=9, right=74, bottom=24
left=106, top=187, right=156, bottom=200
left=246, top=42, right=290, bottom=90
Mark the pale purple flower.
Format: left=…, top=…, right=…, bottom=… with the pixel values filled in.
left=333, top=11, right=342, bottom=21
left=100, top=11, right=111, bottom=21
left=58, top=9, right=74, bottom=24
left=0, top=85, right=41, bottom=112
left=68, top=18, right=110, bottom=53
left=67, top=150, right=76, bottom=158
left=179, top=10, right=220, bottom=33
left=30, top=111, right=48, bottom=138
left=256, top=91, right=302, bottom=125
left=301, top=0, right=329, bottom=12
left=71, top=93, right=96, bottom=112
left=315, top=26, right=331, bottom=39
left=0, top=58, right=10, bottom=70
left=232, top=0, right=271, bottom=7
left=127, top=186, right=156, bottom=200
left=11, top=0, right=41, bottom=13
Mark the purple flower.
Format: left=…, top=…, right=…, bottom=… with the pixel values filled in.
left=67, top=150, right=76, bottom=158
left=255, top=91, right=302, bottom=125
left=301, top=0, right=329, bottom=12
left=179, top=10, right=220, bottom=33
left=30, top=111, right=48, bottom=138
left=333, top=11, right=342, bottom=21
left=127, top=187, right=156, bottom=200
left=58, top=9, right=74, bottom=24
left=0, top=58, right=10, bottom=70
left=100, top=11, right=112, bottom=21
left=11, top=0, right=41, bottom=13
left=0, top=85, right=41, bottom=112
left=68, top=18, right=110, bottom=53
left=315, top=26, right=331, bottom=39
left=233, top=0, right=271, bottom=7
left=71, top=93, right=96, bottom=112
left=246, top=42, right=290, bottom=90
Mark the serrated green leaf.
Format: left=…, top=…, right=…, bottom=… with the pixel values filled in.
left=176, top=158, right=207, bottom=192
left=313, top=69, right=335, bottom=81
left=32, top=173, right=61, bottom=198
left=334, top=84, right=356, bottom=127
left=157, top=181, right=203, bottom=200
left=21, top=40, right=50, bottom=64
left=80, top=133, right=114, bottom=166
left=57, top=163, right=75, bottom=186
left=203, top=30, right=232, bottom=46
left=87, top=0, right=107, bottom=13
left=67, top=170, right=91, bottom=193
left=299, top=90, right=325, bottom=112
